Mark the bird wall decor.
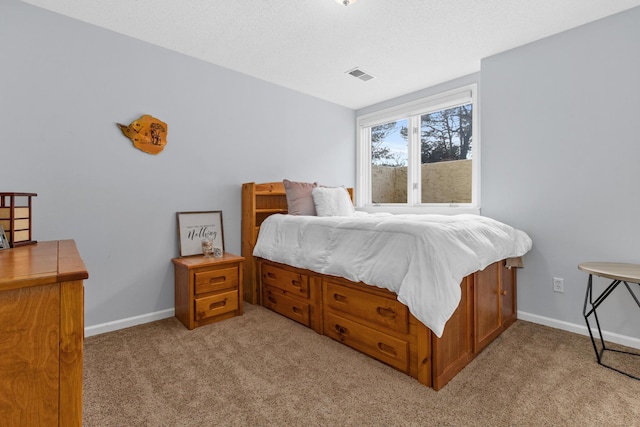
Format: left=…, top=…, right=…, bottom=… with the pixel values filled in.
left=117, top=115, right=167, bottom=155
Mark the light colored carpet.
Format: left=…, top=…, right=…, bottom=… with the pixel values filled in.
left=83, top=304, right=640, bottom=426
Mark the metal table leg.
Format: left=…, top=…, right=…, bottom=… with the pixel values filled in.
left=583, top=274, right=640, bottom=380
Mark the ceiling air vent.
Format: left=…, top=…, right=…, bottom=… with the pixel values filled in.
left=346, top=67, right=376, bottom=82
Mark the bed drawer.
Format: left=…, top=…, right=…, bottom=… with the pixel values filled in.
left=194, top=289, right=238, bottom=321
left=195, top=266, right=238, bottom=294
left=325, top=312, right=409, bottom=373
left=262, top=264, right=309, bottom=299
left=324, top=281, right=409, bottom=334
left=263, top=286, right=311, bottom=327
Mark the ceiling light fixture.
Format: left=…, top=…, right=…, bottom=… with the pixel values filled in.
left=336, top=0, right=359, bottom=5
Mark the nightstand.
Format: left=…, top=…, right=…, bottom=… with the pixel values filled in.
left=172, top=253, right=244, bottom=330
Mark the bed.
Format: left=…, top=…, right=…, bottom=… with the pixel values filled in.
left=241, top=181, right=532, bottom=390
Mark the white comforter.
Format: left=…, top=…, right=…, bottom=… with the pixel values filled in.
left=253, top=212, right=532, bottom=337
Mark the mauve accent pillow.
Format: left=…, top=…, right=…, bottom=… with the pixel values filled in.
left=283, top=179, right=318, bottom=216
left=311, top=186, right=355, bottom=217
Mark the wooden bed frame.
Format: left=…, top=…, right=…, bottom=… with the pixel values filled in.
left=241, top=181, right=518, bottom=390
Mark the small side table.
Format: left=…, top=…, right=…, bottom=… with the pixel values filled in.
left=173, top=253, right=244, bottom=330
left=578, top=262, right=640, bottom=380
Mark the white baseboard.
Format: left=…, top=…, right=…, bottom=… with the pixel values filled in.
left=85, top=307, right=640, bottom=351
left=518, top=310, right=640, bottom=350
left=84, top=308, right=175, bottom=337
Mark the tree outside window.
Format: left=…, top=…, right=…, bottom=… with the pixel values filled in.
left=359, top=84, right=477, bottom=210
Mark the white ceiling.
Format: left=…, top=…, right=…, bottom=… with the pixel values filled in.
left=21, top=0, right=640, bottom=109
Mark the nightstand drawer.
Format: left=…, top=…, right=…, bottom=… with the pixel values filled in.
left=195, top=266, right=238, bottom=294
left=195, top=290, right=238, bottom=321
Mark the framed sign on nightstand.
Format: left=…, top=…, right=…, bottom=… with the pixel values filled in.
left=176, top=211, right=224, bottom=257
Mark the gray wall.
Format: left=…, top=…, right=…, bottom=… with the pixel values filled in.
left=1, top=0, right=355, bottom=330
left=481, top=7, right=640, bottom=342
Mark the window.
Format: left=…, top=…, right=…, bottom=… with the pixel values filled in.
left=356, top=84, right=479, bottom=213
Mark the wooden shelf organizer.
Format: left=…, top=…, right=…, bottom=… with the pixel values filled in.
left=241, top=182, right=289, bottom=304
left=0, top=192, right=37, bottom=247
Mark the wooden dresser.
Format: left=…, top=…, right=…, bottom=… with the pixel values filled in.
left=0, top=240, right=88, bottom=427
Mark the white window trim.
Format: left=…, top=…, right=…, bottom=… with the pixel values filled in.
left=356, top=84, right=480, bottom=215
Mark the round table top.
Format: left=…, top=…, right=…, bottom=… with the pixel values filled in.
left=578, top=262, right=640, bottom=283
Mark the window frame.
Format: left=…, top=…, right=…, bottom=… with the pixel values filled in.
left=356, top=84, right=480, bottom=214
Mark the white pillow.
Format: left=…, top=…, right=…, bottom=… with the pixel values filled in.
left=312, top=187, right=355, bottom=217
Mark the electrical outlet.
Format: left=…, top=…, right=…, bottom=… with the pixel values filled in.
left=553, top=277, right=564, bottom=293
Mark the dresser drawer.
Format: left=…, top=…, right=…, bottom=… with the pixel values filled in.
left=262, top=263, right=309, bottom=299
left=195, top=266, right=238, bottom=294
left=324, top=281, right=409, bottom=334
left=263, top=286, right=310, bottom=327
left=194, top=289, right=238, bottom=321
left=325, top=312, right=409, bottom=373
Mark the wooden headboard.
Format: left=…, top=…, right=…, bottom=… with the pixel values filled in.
left=241, top=182, right=353, bottom=304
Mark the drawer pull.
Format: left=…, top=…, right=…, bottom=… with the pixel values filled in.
left=266, top=272, right=277, bottom=279
left=333, top=293, right=348, bottom=303
left=291, top=279, right=302, bottom=288
left=377, top=342, right=397, bottom=357
left=209, top=299, right=227, bottom=310
left=267, top=294, right=277, bottom=304
left=209, top=276, right=226, bottom=284
left=292, top=306, right=303, bottom=314
left=376, top=306, right=396, bottom=320
left=334, top=324, right=349, bottom=336
left=501, top=290, right=508, bottom=296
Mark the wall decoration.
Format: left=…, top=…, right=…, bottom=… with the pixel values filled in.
left=117, top=115, right=168, bottom=155
left=176, top=211, right=224, bottom=257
